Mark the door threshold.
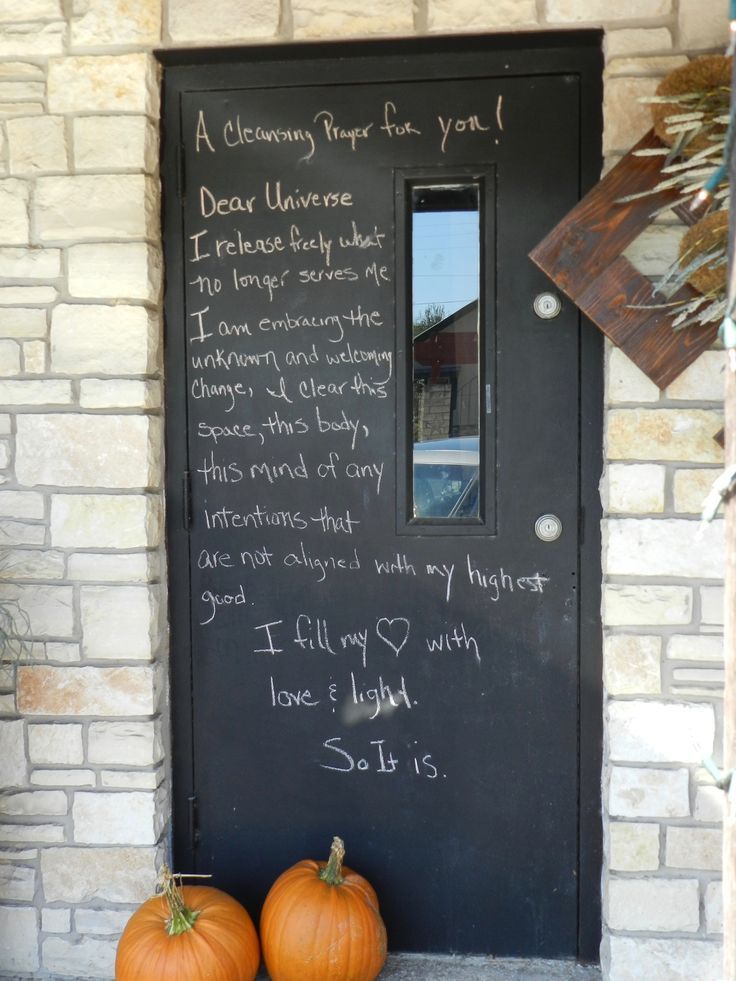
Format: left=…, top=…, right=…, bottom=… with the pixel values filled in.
left=259, top=955, right=602, bottom=979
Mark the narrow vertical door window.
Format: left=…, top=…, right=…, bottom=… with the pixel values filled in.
left=411, top=184, right=481, bottom=520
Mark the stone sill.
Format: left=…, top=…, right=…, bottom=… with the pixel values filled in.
left=0, top=956, right=602, bottom=981
left=260, top=955, right=602, bottom=980
left=0, top=955, right=603, bottom=981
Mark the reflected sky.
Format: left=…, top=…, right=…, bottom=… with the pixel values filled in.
left=412, top=209, right=480, bottom=327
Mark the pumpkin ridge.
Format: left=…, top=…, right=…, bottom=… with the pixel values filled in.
left=201, top=913, right=260, bottom=979
left=311, top=882, right=332, bottom=979
left=266, top=879, right=309, bottom=978
left=341, top=887, right=354, bottom=981
left=348, top=889, right=372, bottom=978
left=141, top=937, right=167, bottom=978
left=188, top=924, right=231, bottom=980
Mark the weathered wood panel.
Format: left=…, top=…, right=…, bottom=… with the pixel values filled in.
left=530, top=129, right=716, bottom=389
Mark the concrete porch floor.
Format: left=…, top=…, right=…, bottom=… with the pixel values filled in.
left=258, top=956, right=602, bottom=979
left=379, top=956, right=601, bottom=979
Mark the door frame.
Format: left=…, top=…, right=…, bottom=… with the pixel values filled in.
left=158, top=31, right=604, bottom=962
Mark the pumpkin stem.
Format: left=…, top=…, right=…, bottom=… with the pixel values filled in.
left=160, top=865, right=202, bottom=936
left=319, top=836, right=346, bottom=886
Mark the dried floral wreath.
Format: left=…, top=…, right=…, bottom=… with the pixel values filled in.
left=620, top=55, right=731, bottom=332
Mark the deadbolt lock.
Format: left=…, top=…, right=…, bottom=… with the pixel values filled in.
left=533, top=292, right=562, bottom=319
left=535, top=514, right=562, bottom=542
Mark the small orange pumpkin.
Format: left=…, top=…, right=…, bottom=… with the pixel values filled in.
left=260, top=836, right=387, bottom=981
left=115, top=867, right=260, bottom=981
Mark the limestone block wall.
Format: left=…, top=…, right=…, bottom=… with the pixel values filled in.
left=601, top=350, right=725, bottom=980
left=0, top=1, right=728, bottom=979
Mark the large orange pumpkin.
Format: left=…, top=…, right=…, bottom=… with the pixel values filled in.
left=115, top=868, right=260, bottom=981
left=260, top=836, right=387, bottom=981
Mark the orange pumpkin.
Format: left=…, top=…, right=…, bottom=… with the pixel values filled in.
left=260, top=836, right=387, bottom=981
left=115, top=868, right=260, bottom=981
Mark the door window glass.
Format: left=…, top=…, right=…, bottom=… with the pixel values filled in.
left=411, top=184, right=480, bottom=519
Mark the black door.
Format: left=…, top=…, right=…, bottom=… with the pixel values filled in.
left=163, top=34, right=603, bottom=960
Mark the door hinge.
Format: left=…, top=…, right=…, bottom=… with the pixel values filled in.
left=187, top=793, right=200, bottom=850
left=182, top=470, right=192, bottom=530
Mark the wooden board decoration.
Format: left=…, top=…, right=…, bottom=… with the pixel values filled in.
left=530, top=129, right=718, bottom=390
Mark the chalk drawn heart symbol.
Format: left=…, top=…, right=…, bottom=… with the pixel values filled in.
left=375, top=617, right=410, bottom=657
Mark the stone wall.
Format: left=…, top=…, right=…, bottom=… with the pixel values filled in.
left=0, top=1, right=728, bottom=979
left=601, top=350, right=725, bottom=979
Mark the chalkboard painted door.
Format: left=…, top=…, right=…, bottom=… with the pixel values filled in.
left=163, top=35, right=603, bottom=960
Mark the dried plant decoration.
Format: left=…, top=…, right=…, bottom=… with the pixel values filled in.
left=619, top=55, right=731, bottom=331
left=679, top=210, right=729, bottom=296
left=650, top=55, right=731, bottom=156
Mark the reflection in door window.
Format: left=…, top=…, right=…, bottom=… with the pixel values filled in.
left=411, top=184, right=480, bottom=519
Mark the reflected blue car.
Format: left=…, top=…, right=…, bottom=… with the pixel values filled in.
left=413, top=436, right=479, bottom=518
